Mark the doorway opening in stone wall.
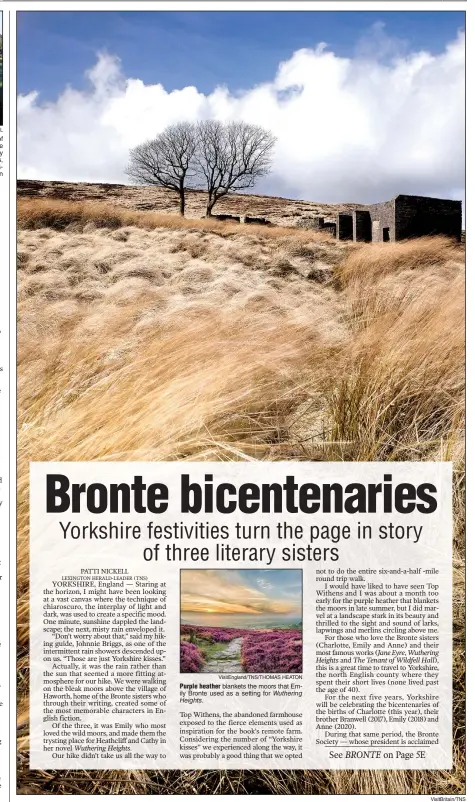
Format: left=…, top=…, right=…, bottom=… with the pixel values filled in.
left=383, top=227, right=390, bottom=242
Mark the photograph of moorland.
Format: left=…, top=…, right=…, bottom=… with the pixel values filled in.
left=180, top=570, right=303, bottom=673
left=17, top=9, right=464, bottom=796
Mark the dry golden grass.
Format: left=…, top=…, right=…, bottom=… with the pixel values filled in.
left=17, top=199, right=465, bottom=795
left=330, top=241, right=464, bottom=461
left=18, top=178, right=364, bottom=225
left=18, top=196, right=345, bottom=244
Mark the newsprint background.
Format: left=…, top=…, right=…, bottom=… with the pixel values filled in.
left=0, top=1, right=471, bottom=801
left=29, top=462, right=453, bottom=771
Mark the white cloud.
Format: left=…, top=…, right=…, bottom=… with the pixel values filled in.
left=18, top=29, right=465, bottom=204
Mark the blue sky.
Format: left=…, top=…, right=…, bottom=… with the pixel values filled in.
left=18, top=11, right=465, bottom=101
left=17, top=11, right=465, bottom=206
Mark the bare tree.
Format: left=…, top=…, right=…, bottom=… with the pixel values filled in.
left=196, top=121, right=276, bottom=217
left=126, top=122, right=197, bottom=216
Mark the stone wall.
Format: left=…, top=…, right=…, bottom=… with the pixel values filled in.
left=394, top=195, right=462, bottom=241
left=297, top=217, right=337, bottom=236
left=240, top=215, right=273, bottom=226
left=213, top=214, right=241, bottom=222
left=337, top=213, right=353, bottom=241
left=298, top=195, right=462, bottom=243
left=319, top=218, right=337, bottom=237
left=353, top=210, right=372, bottom=242
left=323, top=222, right=336, bottom=237
left=367, top=200, right=395, bottom=242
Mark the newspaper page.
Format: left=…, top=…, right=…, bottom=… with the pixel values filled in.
left=1, top=0, right=469, bottom=799
left=29, top=461, right=452, bottom=772
left=0, top=7, right=8, bottom=799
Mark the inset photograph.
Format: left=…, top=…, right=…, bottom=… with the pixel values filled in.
left=180, top=569, right=303, bottom=674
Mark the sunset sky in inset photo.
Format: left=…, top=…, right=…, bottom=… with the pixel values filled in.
left=181, top=569, right=302, bottom=620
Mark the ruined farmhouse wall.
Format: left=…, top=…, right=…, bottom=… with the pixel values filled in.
left=353, top=210, right=371, bottom=242
left=336, top=214, right=353, bottom=240
left=307, top=195, right=462, bottom=243
left=367, top=200, right=395, bottom=242
left=394, top=195, right=462, bottom=241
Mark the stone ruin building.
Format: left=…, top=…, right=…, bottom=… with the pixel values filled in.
left=317, top=194, right=462, bottom=243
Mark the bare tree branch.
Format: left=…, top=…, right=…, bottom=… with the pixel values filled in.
left=196, top=121, right=276, bottom=217
left=125, top=122, right=198, bottom=216
left=126, top=120, right=276, bottom=218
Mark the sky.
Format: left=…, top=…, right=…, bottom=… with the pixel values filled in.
left=180, top=569, right=302, bottom=627
left=17, top=11, right=465, bottom=204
